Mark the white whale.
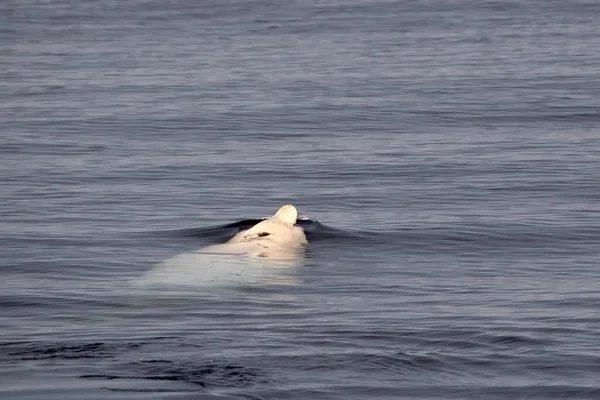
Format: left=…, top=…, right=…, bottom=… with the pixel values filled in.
left=138, top=205, right=308, bottom=289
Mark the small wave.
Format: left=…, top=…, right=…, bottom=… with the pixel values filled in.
left=159, top=216, right=378, bottom=246
left=4, top=340, right=266, bottom=391
left=6, top=341, right=144, bottom=361
left=144, top=215, right=599, bottom=258
left=80, top=358, right=266, bottom=389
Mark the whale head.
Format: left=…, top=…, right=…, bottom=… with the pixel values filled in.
left=272, top=204, right=298, bottom=225
left=226, top=204, right=306, bottom=249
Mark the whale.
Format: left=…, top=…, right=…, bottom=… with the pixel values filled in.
left=137, top=205, right=308, bottom=289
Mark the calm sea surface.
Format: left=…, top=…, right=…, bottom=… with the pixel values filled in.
left=2, top=1, right=600, bottom=399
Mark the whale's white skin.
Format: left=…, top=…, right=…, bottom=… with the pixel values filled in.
left=225, top=204, right=308, bottom=257
left=138, top=205, right=307, bottom=288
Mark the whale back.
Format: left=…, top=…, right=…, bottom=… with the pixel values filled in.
left=226, top=204, right=307, bottom=248
left=139, top=205, right=309, bottom=288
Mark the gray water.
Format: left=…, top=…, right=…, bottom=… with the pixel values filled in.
left=2, top=0, right=600, bottom=399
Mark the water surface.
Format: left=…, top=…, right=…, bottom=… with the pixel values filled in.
left=2, top=0, right=600, bottom=399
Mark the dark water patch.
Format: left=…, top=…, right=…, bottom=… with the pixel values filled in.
left=296, top=327, right=555, bottom=353
left=80, top=359, right=266, bottom=389
left=319, top=385, right=600, bottom=400
left=295, top=351, right=446, bottom=375
left=0, top=296, right=48, bottom=309
left=411, top=329, right=552, bottom=348
left=6, top=341, right=144, bottom=361
left=102, top=387, right=195, bottom=393
left=0, top=140, right=108, bottom=156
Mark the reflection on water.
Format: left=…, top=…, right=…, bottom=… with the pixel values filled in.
left=138, top=241, right=305, bottom=290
